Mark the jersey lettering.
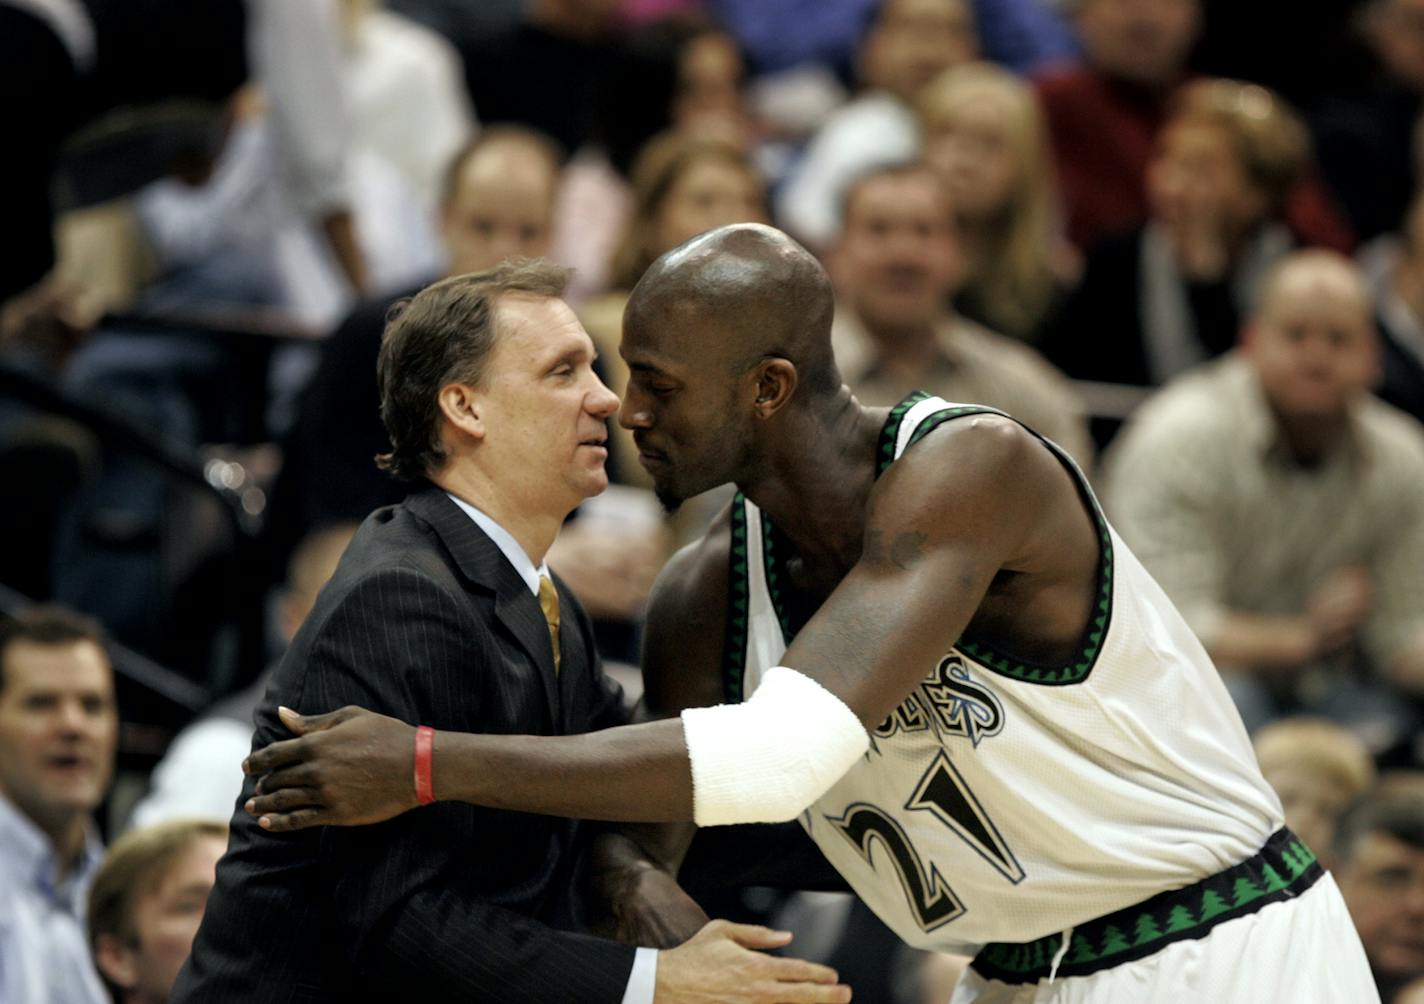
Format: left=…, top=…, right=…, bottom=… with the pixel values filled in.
left=921, top=656, right=1004, bottom=747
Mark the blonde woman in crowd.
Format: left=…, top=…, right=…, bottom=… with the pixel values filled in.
left=918, top=61, right=1075, bottom=344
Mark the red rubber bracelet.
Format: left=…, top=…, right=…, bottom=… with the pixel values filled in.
left=414, top=725, right=436, bottom=806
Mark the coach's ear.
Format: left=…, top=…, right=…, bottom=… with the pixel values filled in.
left=437, top=381, right=486, bottom=442
left=751, top=358, right=797, bottom=420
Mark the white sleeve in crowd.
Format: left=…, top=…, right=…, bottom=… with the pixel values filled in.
left=246, top=0, right=353, bottom=217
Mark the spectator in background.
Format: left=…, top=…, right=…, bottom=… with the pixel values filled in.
left=0, top=606, right=118, bottom=1004
left=339, top=0, right=476, bottom=210
left=264, top=127, right=563, bottom=566
left=918, top=61, right=1076, bottom=345
left=1038, top=0, right=1352, bottom=257
left=553, top=15, right=757, bottom=304
left=1372, top=192, right=1424, bottom=423
left=1314, top=0, right=1424, bottom=244
left=669, top=21, right=755, bottom=146
left=961, top=0, right=1077, bottom=76
left=776, top=0, right=978, bottom=249
left=825, top=163, right=1093, bottom=466
left=1104, top=250, right=1424, bottom=745
left=1036, top=0, right=1203, bottom=252
left=708, top=0, right=1070, bottom=79
left=88, top=820, right=227, bottom=1004
left=0, top=0, right=365, bottom=325
left=127, top=524, right=357, bottom=830
left=129, top=0, right=461, bottom=333
left=1253, top=717, right=1377, bottom=869
left=456, top=0, right=619, bottom=156
left=1046, top=78, right=1307, bottom=388
left=1334, top=778, right=1424, bottom=1003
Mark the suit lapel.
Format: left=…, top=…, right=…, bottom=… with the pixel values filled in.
left=406, top=488, right=561, bottom=725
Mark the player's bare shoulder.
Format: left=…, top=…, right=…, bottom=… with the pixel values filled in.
left=640, top=502, right=735, bottom=713
left=864, top=413, right=1055, bottom=557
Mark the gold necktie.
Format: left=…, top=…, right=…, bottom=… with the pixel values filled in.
left=538, top=574, right=560, bottom=673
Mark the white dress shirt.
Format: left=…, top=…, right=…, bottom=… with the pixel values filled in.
left=0, top=795, right=108, bottom=1004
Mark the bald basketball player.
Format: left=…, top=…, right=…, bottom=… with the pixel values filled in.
left=243, top=225, right=1378, bottom=1003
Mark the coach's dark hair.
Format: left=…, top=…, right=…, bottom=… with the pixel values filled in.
left=1333, top=781, right=1424, bottom=862
left=376, top=258, right=573, bottom=482
left=0, top=605, right=109, bottom=693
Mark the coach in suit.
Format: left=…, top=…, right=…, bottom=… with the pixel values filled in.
left=172, top=261, right=836, bottom=1002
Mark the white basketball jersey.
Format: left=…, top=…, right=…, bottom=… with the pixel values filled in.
left=728, top=394, right=1284, bottom=953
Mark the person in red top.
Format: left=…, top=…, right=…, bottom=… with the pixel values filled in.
left=1036, top=0, right=1351, bottom=256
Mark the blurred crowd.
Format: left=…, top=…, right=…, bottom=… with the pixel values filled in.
left=2, top=0, right=1424, bottom=1001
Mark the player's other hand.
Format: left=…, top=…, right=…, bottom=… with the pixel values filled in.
left=605, top=862, right=709, bottom=949
left=655, top=921, right=852, bottom=1003
left=243, top=705, right=416, bottom=830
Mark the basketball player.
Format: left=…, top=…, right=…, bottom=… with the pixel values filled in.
left=243, top=225, right=1378, bottom=1002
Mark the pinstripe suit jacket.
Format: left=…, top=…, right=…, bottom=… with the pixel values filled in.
left=172, top=487, right=637, bottom=1002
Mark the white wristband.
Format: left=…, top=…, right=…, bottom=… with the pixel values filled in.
left=680, top=666, right=869, bottom=826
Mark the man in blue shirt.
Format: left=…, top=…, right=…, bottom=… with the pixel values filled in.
left=0, top=606, right=118, bottom=1004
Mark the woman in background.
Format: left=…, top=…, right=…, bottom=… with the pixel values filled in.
left=918, top=61, right=1074, bottom=344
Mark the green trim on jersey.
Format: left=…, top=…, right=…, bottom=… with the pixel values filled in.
left=877, top=390, right=933, bottom=476
left=722, top=495, right=751, bottom=703
left=726, top=391, right=1116, bottom=698
left=971, top=828, right=1323, bottom=985
left=762, top=518, right=796, bottom=642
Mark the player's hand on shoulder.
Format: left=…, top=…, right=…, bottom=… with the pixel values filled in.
left=655, top=920, right=852, bottom=1003
left=243, top=705, right=418, bottom=831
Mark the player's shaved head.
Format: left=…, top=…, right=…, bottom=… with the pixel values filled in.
left=619, top=224, right=847, bottom=509
left=625, top=223, right=840, bottom=396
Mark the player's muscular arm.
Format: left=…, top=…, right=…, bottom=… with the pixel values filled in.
left=776, top=417, right=1047, bottom=728
left=245, top=419, right=1058, bottom=829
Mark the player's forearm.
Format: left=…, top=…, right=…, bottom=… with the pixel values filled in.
left=1205, top=611, right=1316, bottom=671
left=434, top=718, right=696, bottom=822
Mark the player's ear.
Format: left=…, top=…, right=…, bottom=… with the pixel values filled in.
left=437, top=382, right=486, bottom=442
left=752, top=358, right=798, bottom=419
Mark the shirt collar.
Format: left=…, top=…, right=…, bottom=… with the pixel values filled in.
left=445, top=493, right=546, bottom=597
left=0, top=794, right=104, bottom=916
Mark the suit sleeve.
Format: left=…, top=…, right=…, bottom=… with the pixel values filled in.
left=306, top=566, right=636, bottom=1002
